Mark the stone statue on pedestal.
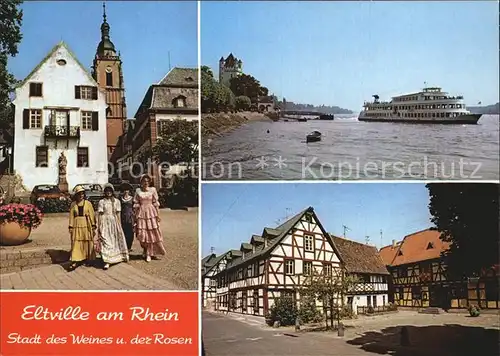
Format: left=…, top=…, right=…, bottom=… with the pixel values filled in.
left=58, top=152, right=68, bottom=192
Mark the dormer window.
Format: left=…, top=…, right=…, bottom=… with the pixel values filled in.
left=173, top=96, right=186, bottom=108
left=426, top=242, right=434, bottom=250
left=185, top=77, right=194, bottom=82
left=398, top=250, right=403, bottom=256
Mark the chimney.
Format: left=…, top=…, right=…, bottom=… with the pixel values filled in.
left=392, top=240, right=396, bottom=248
left=264, top=239, right=268, bottom=248
left=252, top=245, right=255, bottom=253
left=242, top=251, right=245, bottom=260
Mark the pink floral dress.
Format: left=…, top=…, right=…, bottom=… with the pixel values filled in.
left=133, top=187, right=166, bottom=257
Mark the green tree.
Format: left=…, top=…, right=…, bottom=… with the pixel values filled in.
left=0, top=0, right=23, bottom=128
left=201, top=66, right=234, bottom=113
left=300, top=272, right=359, bottom=329
left=201, top=65, right=213, bottom=78
left=426, top=183, right=499, bottom=279
left=267, top=296, right=297, bottom=326
left=152, top=119, right=198, bottom=166
left=229, top=74, right=265, bottom=102
left=235, top=95, right=251, bottom=111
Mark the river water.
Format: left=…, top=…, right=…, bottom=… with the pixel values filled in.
left=202, top=114, right=499, bottom=181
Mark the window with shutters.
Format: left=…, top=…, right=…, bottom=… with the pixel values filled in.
left=29, top=109, right=42, bottom=129
left=75, top=86, right=97, bottom=100
left=35, top=146, right=48, bottom=167
left=81, top=112, right=92, bottom=130
left=80, top=86, right=93, bottom=100
left=29, top=83, right=43, bottom=97
left=106, top=72, right=113, bottom=86
left=77, top=147, right=89, bottom=167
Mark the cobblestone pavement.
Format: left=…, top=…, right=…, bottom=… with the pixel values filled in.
left=0, top=263, right=178, bottom=290
left=1, top=208, right=198, bottom=290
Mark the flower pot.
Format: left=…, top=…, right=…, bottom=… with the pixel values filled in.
left=0, top=222, right=31, bottom=246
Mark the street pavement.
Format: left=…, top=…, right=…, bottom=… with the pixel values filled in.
left=0, top=262, right=178, bottom=290
left=203, top=310, right=500, bottom=356
left=202, top=311, right=370, bottom=356
left=0, top=208, right=198, bottom=290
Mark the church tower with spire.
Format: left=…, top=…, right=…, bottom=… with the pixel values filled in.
left=92, top=2, right=126, bottom=162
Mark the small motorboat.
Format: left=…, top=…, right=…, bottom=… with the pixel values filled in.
left=306, top=130, right=322, bottom=143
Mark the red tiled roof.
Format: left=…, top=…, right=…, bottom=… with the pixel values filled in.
left=389, top=228, right=450, bottom=266
left=379, top=242, right=401, bottom=266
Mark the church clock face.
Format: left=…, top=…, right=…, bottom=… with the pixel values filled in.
left=105, top=66, right=112, bottom=73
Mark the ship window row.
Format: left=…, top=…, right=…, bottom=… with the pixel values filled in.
left=393, top=95, right=463, bottom=102
left=365, top=112, right=463, bottom=118
left=370, top=104, right=464, bottom=111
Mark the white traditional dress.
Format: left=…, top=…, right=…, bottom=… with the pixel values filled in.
left=133, top=187, right=166, bottom=257
left=97, top=198, right=129, bottom=264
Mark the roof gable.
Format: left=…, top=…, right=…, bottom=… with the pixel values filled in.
left=379, top=242, right=402, bottom=266
left=390, top=228, right=450, bottom=266
left=17, top=41, right=97, bottom=88
left=201, top=253, right=216, bottom=267
left=224, top=207, right=344, bottom=270
left=202, top=252, right=229, bottom=277
left=331, top=235, right=389, bottom=275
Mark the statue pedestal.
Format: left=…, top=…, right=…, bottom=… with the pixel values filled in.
left=58, top=177, right=68, bottom=193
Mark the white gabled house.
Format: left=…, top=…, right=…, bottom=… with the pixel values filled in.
left=204, top=207, right=346, bottom=317
left=329, top=235, right=390, bottom=314
left=202, top=252, right=230, bottom=309
left=12, top=41, right=108, bottom=191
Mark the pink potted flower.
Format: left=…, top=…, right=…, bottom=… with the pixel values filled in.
left=0, top=203, right=44, bottom=245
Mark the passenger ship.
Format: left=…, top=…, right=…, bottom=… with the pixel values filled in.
left=359, top=87, right=482, bottom=124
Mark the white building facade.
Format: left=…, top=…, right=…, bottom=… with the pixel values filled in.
left=12, top=42, right=108, bottom=191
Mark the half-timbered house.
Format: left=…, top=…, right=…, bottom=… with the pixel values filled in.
left=380, top=228, right=499, bottom=310
left=329, top=235, right=390, bottom=314
left=201, top=252, right=230, bottom=309
left=209, top=207, right=346, bottom=317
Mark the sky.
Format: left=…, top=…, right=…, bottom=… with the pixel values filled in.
left=201, top=183, right=433, bottom=257
left=201, top=1, right=499, bottom=111
left=8, top=1, right=198, bottom=118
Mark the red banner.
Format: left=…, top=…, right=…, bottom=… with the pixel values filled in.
left=0, top=292, right=199, bottom=356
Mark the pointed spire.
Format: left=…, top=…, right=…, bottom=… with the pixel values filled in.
left=97, top=0, right=116, bottom=56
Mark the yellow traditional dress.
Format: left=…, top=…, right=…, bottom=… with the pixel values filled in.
left=68, top=200, right=96, bottom=262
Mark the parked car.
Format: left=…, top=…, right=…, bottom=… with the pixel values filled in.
left=30, top=185, right=69, bottom=205
left=73, top=184, right=103, bottom=210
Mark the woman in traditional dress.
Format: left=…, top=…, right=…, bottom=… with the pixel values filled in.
left=96, top=184, right=129, bottom=270
left=68, top=185, right=96, bottom=271
left=133, top=174, right=166, bottom=262
left=120, top=182, right=135, bottom=251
